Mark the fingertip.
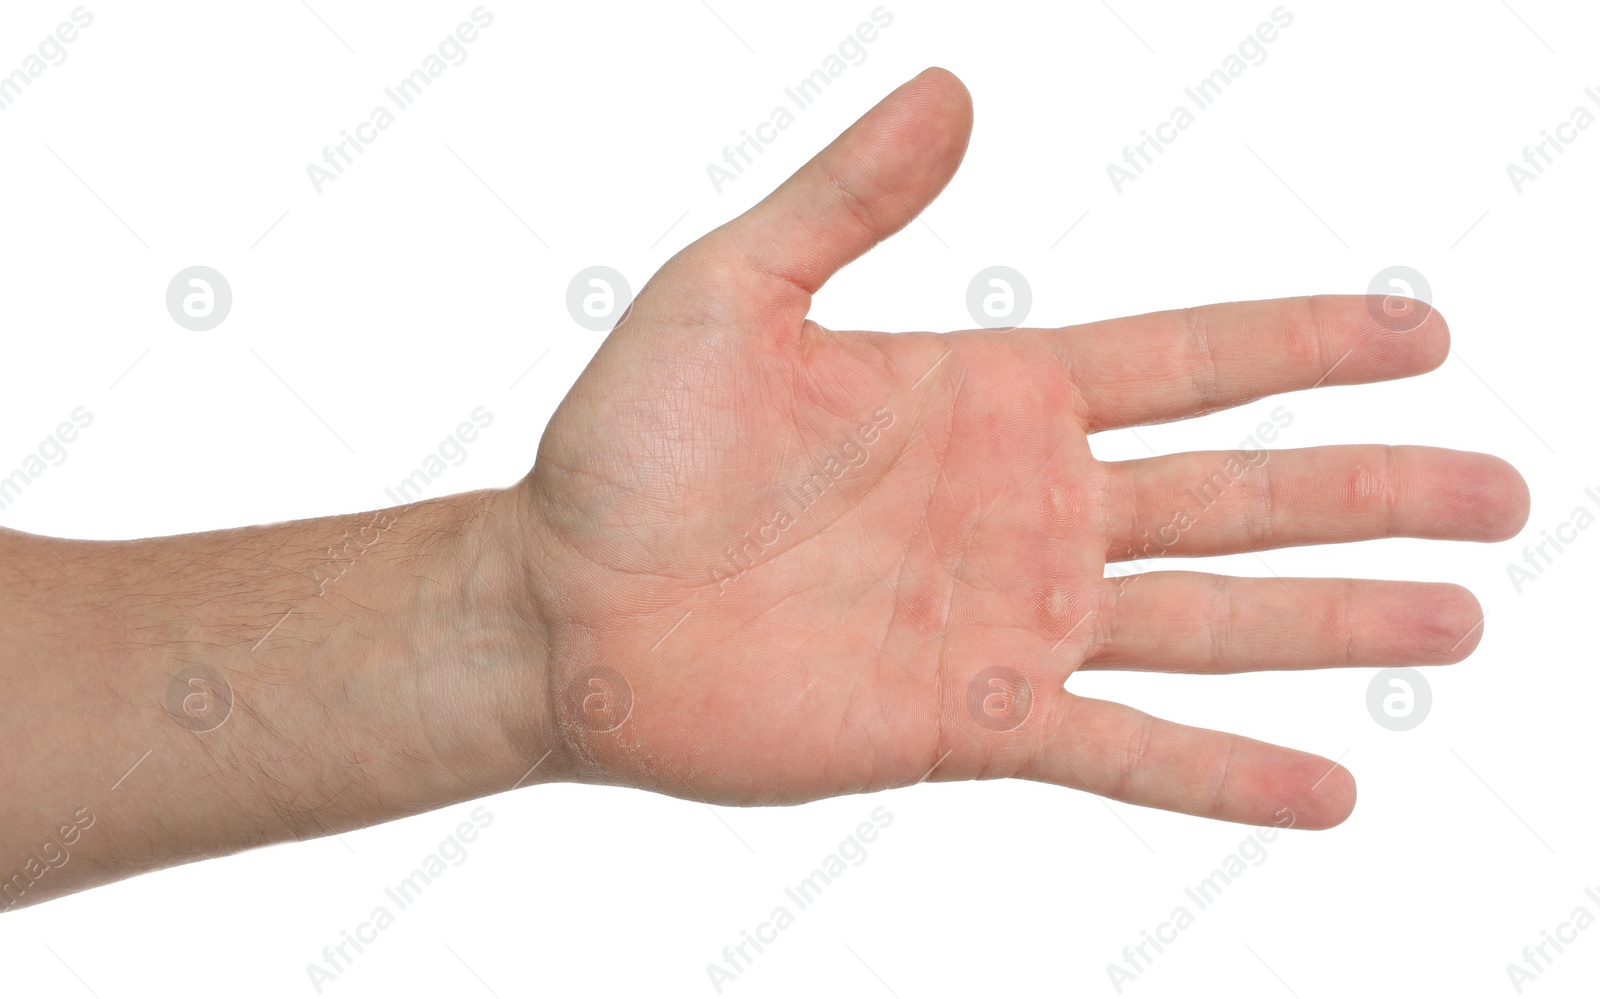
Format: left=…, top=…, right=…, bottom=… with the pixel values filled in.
left=1286, top=760, right=1357, bottom=830
left=1383, top=297, right=1449, bottom=374
left=892, top=66, right=974, bottom=169
left=1414, top=302, right=1450, bottom=373
left=1230, top=743, right=1356, bottom=831
left=1318, top=294, right=1449, bottom=384
left=1486, top=455, right=1533, bottom=541
left=1431, top=583, right=1486, bottom=662
left=1425, top=449, right=1534, bottom=544
left=913, top=66, right=968, bottom=97
left=912, top=66, right=973, bottom=126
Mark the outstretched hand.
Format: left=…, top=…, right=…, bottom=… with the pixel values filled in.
left=515, top=68, right=1529, bottom=829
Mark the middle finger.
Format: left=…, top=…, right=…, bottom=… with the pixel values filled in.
left=1102, top=444, right=1527, bottom=562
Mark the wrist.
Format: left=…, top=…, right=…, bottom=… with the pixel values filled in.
left=144, top=488, right=563, bottom=832
left=430, top=486, right=567, bottom=797
left=289, top=487, right=566, bottom=819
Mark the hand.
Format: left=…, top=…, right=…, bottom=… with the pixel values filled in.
left=0, top=67, right=1535, bottom=914
left=513, top=68, right=1530, bottom=829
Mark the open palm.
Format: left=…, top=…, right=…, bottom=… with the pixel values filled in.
left=518, top=69, right=1527, bottom=829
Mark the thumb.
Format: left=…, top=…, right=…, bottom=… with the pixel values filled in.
left=714, top=67, right=973, bottom=300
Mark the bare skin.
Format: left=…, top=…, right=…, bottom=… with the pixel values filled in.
left=0, top=68, right=1529, bottom=911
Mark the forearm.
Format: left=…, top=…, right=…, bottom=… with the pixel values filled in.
left=0, top=489, right=554, bottom=911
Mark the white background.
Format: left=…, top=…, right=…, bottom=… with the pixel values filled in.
left=1, top=1, right=1596, bottom=996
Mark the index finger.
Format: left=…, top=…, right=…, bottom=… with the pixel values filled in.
left=1052, top=294, right=1446, bottom=432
